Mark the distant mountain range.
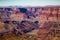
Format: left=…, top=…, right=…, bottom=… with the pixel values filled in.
left=0, top=5, right=60, bottom=8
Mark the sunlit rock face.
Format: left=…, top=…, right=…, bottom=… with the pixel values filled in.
left=10, top=13, right=25, bottom=21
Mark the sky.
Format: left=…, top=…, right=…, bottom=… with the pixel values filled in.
left=0, top=0, right=60, bottom=6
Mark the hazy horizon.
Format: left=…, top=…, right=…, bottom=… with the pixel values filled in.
left=0, top=0, right=60, bottom=6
